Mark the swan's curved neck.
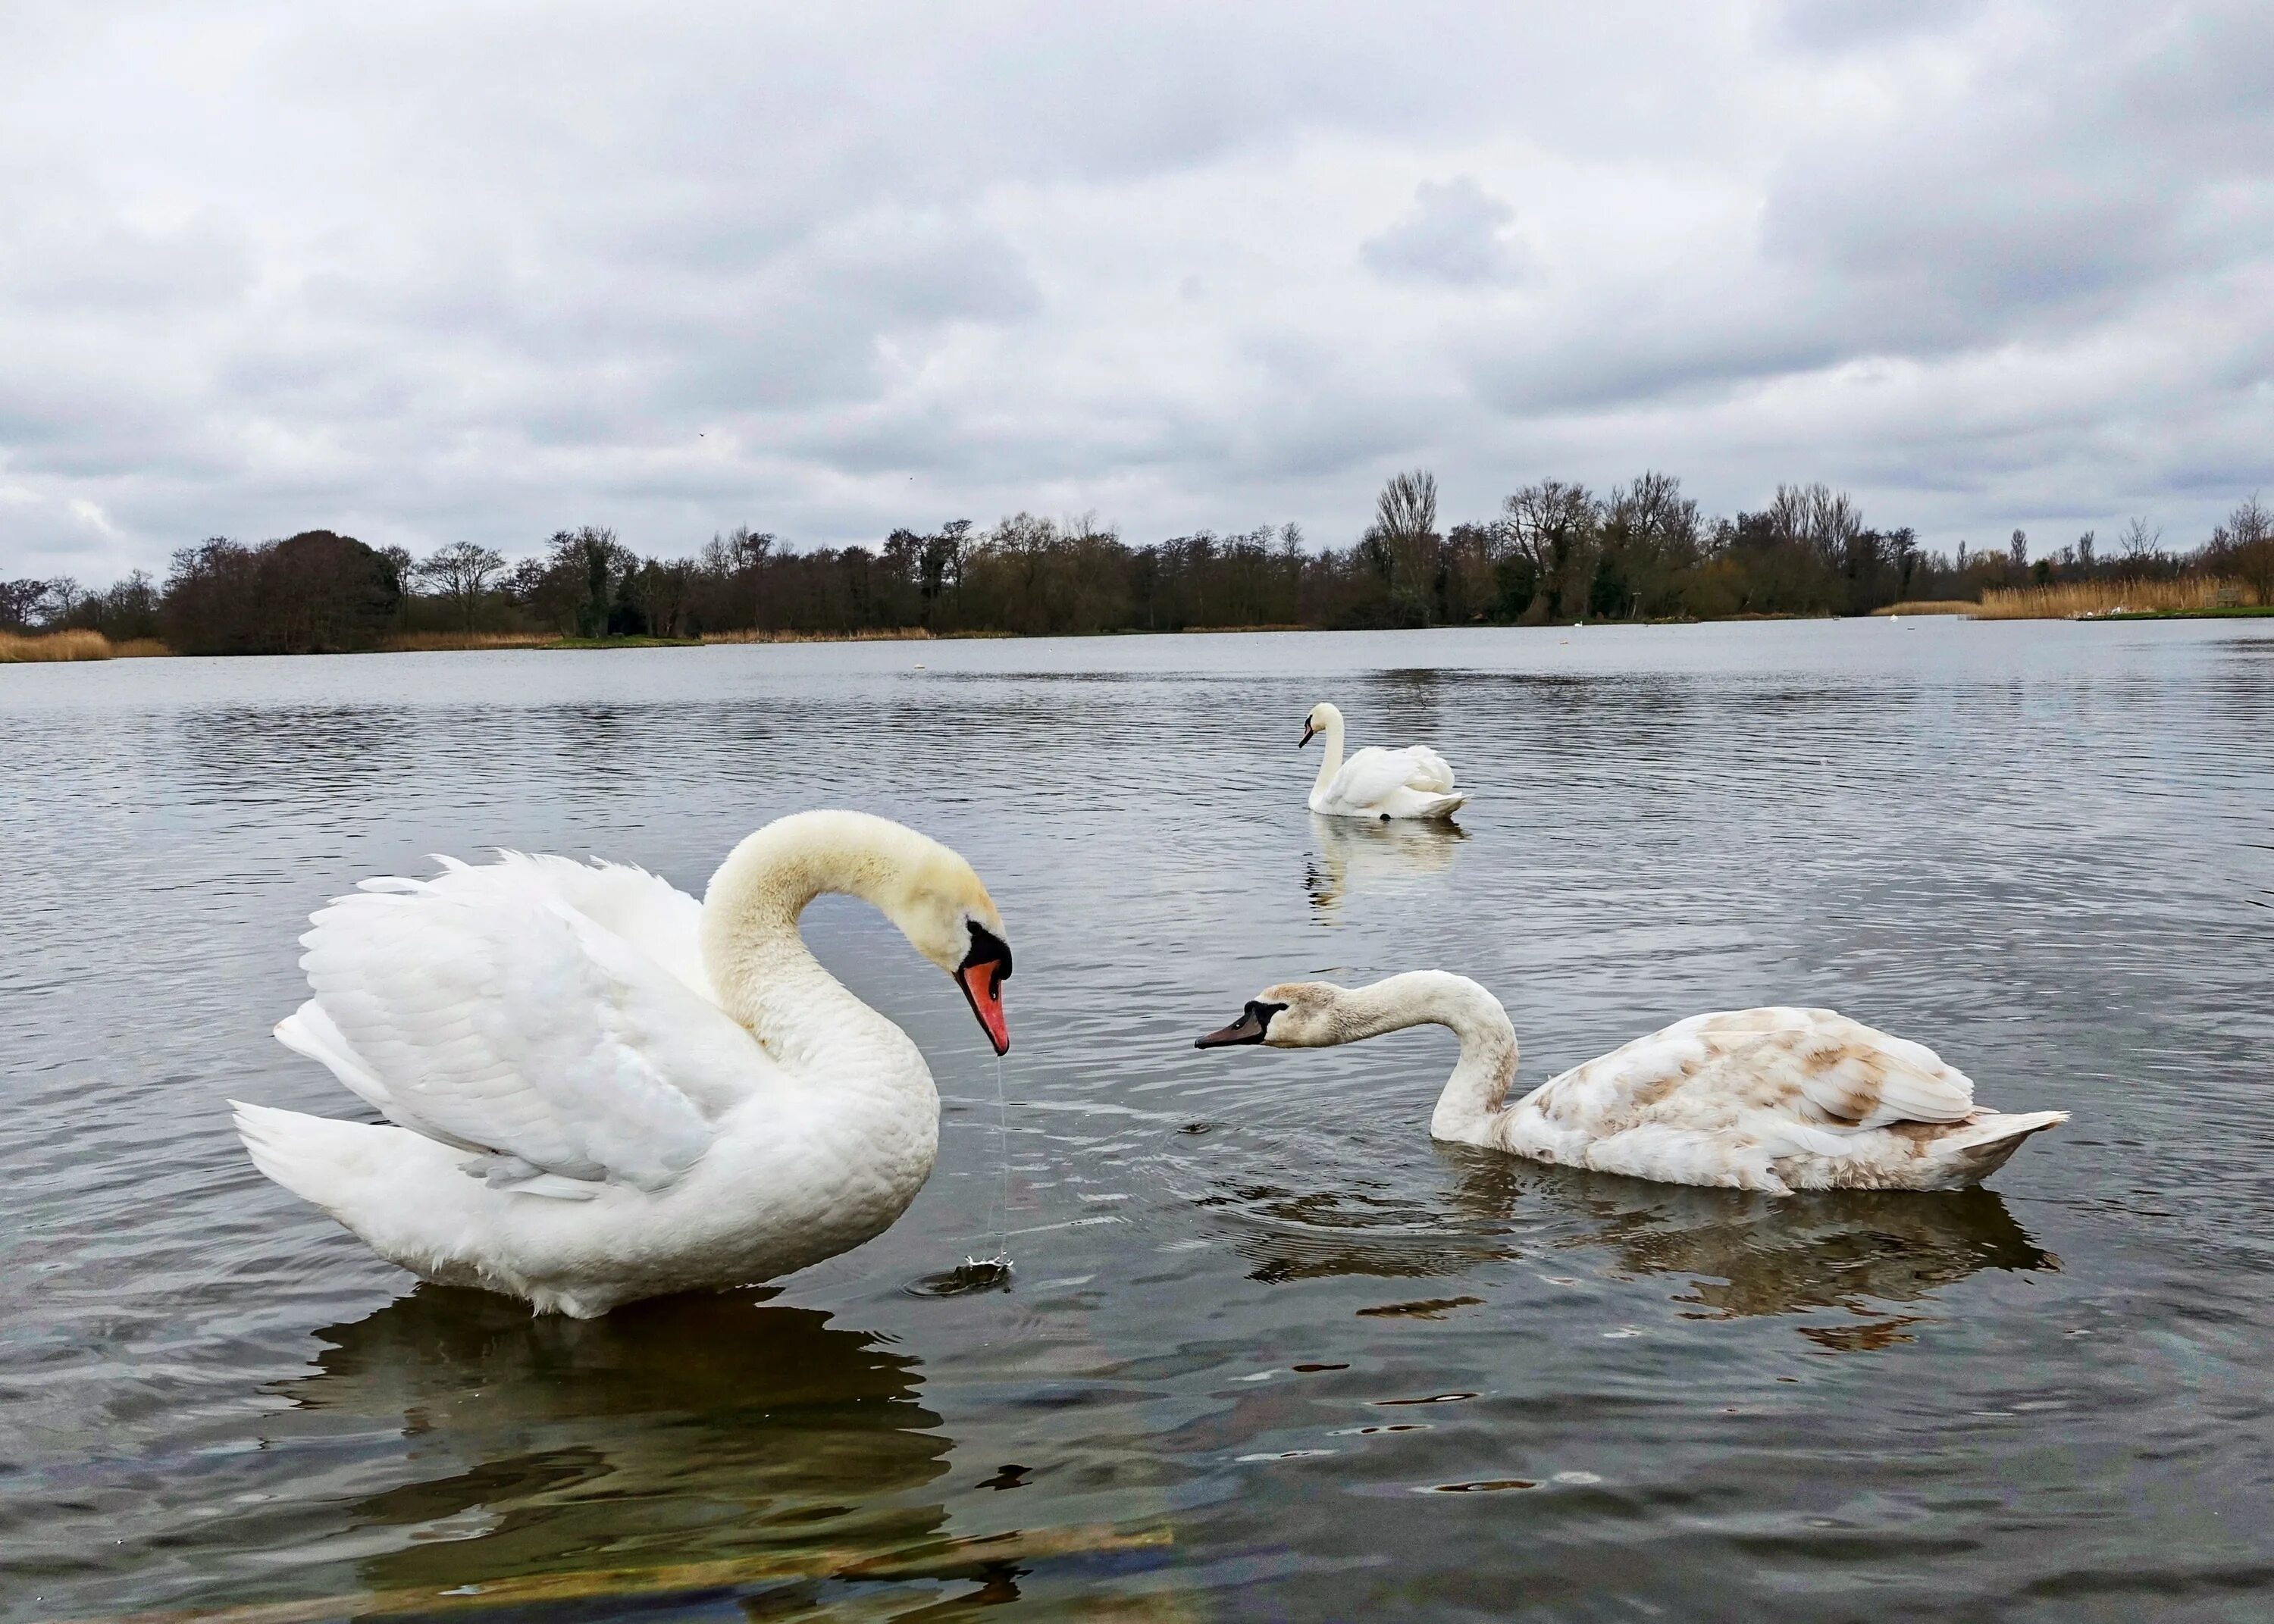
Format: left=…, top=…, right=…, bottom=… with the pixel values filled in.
left=699, top=814, right=932, bottom=1075
left=1310, top=711, right=1346, bottom=800
left=1329, top=972, right=1518, bottom=1145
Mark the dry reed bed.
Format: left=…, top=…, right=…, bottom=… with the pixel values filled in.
left=1868, top=600, right=1976, bottom=616
left=1975, top=577, right=2258, bottom=619
left=703, top=626, right=938, bottom=644
left=380, top=631, right=556, bottom=652
left=0, top=629, right=168, bottom=662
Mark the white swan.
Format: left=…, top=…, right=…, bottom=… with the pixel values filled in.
left=1196, top=972, right=2064, bottom=1193
left=232, top=810, right=1013, bottom=1317
left=1299, top=702, right=1466, bottom=821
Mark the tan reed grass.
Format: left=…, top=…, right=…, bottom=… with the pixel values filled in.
left=703, top=626, right=938, bottom=644
left=1867, top=600, right=1976, bottom=616
left=379, top=630, right=556, bottom=652
left=0, top=628, right=118, bottom=662
left=1975, top=577, right=2257, bottom=620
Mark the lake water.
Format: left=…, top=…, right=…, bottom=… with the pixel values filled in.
left=5, top=619, right=2272, bottom=1622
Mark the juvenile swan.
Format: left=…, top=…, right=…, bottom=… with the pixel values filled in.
left=1195, top=973, right=2063, bottom=1192
left=1300, top=702, right=1466, bottom=820
left=233, top=810, right=1013, bottom=1316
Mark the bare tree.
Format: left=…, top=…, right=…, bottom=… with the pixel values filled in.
left=414, top=541, right=506, bottom=632
left=1376, top=468, right=1438, bottom=542
left=2008, top=529, right=2028, bottom=574
left=2210, top=493, right=2272, bottom=603
left=1602, top=471, right=1702, bottom=617
left=2118, top=516, right=2160, bottom=561
left=1370, top=468, right=1441, bottom=621
left=1499, top=479, right=1598, bottom=621
left=1765, top=483, right=1859, bottom=552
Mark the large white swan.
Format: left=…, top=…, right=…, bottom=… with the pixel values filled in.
left=1300, top=702, right=1466, bottom=821
left=1196, top=972, right=2063, bottom=1193
left=232, top=810, right=1013, bottom=1317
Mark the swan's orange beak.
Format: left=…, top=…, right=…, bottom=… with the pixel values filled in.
left=956, top=923, right=1013, bottom=1056
left=960, top=961, right=1010, bottom=1054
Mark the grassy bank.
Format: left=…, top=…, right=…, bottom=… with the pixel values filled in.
left=0, top=630, right=171, bottom=662
left=1976, top=577, right=2260, bottom=619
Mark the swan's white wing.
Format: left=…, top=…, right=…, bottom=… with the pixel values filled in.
left=1324, top=747, right=1416, bottom=811
left=475, top=853, right=713, bottom=999
left=292, top=856, right=765, bottom=1192
left=1560, top=1009, right=1975, bottom=1130
left=1400, top=746, right=1456, bottom=793
left=1326, top=745, right=1457, bottom=810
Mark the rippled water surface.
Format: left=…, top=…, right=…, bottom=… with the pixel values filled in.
left=5, top=621, right=2273, bottom=1621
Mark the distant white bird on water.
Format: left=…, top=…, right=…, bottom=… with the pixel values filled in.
left=233, top=810, right=1013, bottom=1317
left=1196, top=973, right=2064, bottom=1193
left=1298, top=701, right=1466, bottom=821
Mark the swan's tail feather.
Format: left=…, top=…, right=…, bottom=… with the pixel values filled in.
left=232, top=1100, right=378, bottom=1214
left=1415, top=792, right=1467, bottom=820
left=1930, top=1110, right=2068, bottom=1186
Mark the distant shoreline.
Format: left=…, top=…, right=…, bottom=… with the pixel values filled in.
left=14, top=609, right=2274, bottom=665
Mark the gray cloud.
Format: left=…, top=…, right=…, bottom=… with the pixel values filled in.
left=1363, top=177, right=1534, bottom=288
left=0, top=0, right=2270, bottom=582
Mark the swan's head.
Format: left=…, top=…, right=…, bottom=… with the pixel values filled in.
left=708, top=810, right=1013, bottom=1055
left=1194, top=981, right=1340, bottom=1050
left=888, top=846, right=1013, bottom=1057
left=1298, top=702, right=1342, bottom=749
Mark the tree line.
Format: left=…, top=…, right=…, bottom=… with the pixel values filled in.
left=6, top=474, right=2269, bottom=653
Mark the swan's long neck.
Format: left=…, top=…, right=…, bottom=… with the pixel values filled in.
left=1329, top=972, right=1518, bottom=1146
left=699, top=812, right=935, bottom=1082
left=1310, top=711, right=1346, bottom=802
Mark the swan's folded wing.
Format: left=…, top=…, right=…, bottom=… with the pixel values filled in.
left=1326, top=746, right=1424, bottom=811
left=296, top=863, right=764, bottom=1191
left=1686, top=1011, right=1976, bottom=1129
left=1400, top=746, right=1455, bottom=793
left=487, top=853, right=712, bottom=1000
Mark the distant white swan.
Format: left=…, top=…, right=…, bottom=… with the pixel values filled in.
left=1300, top=702, right=1466, bottom=820
left=233, top=810, right=1013, bottom=1317
left=1197, top=972, right=2063, bottom=1193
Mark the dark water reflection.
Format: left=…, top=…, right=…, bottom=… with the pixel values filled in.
left=274, top=1291, right=951, bottom=1597
left=5, top=621, right=2273, bottom=1621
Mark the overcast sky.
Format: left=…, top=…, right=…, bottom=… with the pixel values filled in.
left=3, top=1, right=2270, bottom=581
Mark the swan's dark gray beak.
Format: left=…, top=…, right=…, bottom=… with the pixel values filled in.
left=1298, top=722, right=1315, bottom=749
left=1195, top=1000, right=1281, bottom=1049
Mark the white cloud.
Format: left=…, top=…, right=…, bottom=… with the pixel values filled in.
left=0, top=0, right=2269, bottom=584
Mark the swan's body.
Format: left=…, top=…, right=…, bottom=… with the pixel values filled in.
left=233, top=811, right=1013, bottom=1317
left=1299, top=702, right=1466, bottom=821
left=1198, top=973, right=2063, bottom=1194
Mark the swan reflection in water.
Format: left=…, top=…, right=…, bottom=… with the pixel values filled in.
left=266, top=1287, right=951, bottom=1600
left=1204, top=1148, right=2055, bottom=1347
left=1305, top=813, right=1467, bottom=919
